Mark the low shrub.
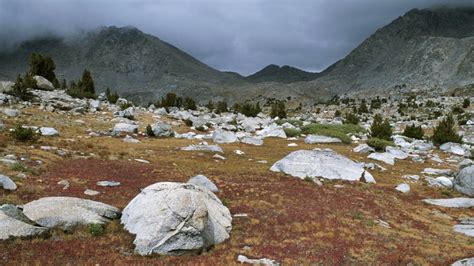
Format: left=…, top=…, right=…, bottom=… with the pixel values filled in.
left=88, top=224, right=105, bottom=237
left=184, top=119, right=193, bottom=127
left=145, top=125, right=155, bottom=137
left=367, top=137, right=393, bottom=151
left=402, top=124, right=424, bottom=139
left=10, top=124, right=40, bottom=142
left=301, top=123, right=365, bottom=144
left=432, top=115, right=462, bottom=145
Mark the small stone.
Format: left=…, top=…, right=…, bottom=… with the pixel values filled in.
left=84, top=189, right=100, bottom=196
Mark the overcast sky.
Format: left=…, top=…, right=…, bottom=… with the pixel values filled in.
left=0, top=0, right=472, bottom=75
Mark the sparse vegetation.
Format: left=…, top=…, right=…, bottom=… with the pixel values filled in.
left=215, top=101, right=228, bottom=114
left=462, top=98, right=470, bottom=108
left=284, top=128, right=301, bottom=137
left=369, top=114, right=392, bottom=141
left=88, top=224, right=105, bottom=237
left=432, top=115, right=462, bottom=145
left=10, top=124, right=40, bottom=142
left=344, top=112, right=359, bottom=125
left=105, top=88, right=120, bottom=104
left=66, top=69, right=96, bottom=99
left=270, top=100, right=287, bottom=118
left=233, top=102, right=261, bottom=117
left=402, top=124, right=424, bottom=139
left=367, top=137, right=393, bottom=151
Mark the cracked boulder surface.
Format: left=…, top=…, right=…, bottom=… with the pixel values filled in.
left=121, top=182, right=232, bottom=255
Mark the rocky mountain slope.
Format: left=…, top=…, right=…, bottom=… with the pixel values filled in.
left=246, top=64, right=320, bottom=83
left=303, top=7, right=474, bottom=95
left=0, top=26, right=249, bottom=103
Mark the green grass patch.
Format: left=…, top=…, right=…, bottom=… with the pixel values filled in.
left=367, top=137, right=394, bottom=151
left=284, top=128, right=301, bottom=137
left=275, top=119, right=304, bottom=127
left=300, top=123, right=365, bottom=144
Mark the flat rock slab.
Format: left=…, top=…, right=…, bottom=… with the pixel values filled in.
left=452, top=257, right=474, bottom=266
left=0, top=210, right=48, bottom=240
left=23, top=197, right=121, bottom=230
left=422, top=198, right=474, bottom=208
left=121, top=182, right=232, bottom=255
left=367, top=152, right=395, bottom=165
left=304, top=135, right=342, bottom=144
left=181, top=143, right=223, bottom=153
left=270, top=149, right=375, bottom=183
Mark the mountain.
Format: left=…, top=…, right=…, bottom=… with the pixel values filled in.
left=303, top=7, right=474, bottom=96
left=246, top=64, right=320, bottom=83
left=0, top=26, right=249, bottom=103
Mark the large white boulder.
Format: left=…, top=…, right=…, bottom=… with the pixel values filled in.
left=121, top=182, right=232, bottom=255
left=23, top=197, right=121, bottom=230
left=33, top=76, right=54, bottom=90
left=270, top=149, right=375, bottom=183
left=452, top=257, right=474, bottom=266
left=304, top=135, right=342, bottom=144
left=212, top=129, right=238, bottom=144
left=241, top=136, right=263, bottom=146
left=454, top=165, right=474, bottom=196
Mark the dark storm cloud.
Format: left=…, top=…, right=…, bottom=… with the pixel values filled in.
left=0, top=0, right=472, bottom=75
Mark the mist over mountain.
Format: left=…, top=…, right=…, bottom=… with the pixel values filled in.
left=0, top=7, right=473, bottom=104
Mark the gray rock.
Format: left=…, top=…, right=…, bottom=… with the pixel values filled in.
left=3, top=108, right=19, bottom=117
left=188, top=175, right=218, bottom=192
left=0, top=120, right=4, bottom=130
left=123, top=135, right=140, bottom=143
left=237, top=255, right=279, bottom=266
left=241, top=136, right=263, bottom=146
left=0, top=207, right=48, bottom=240
left=452, top=258, right=474, bottom=266
left=440, top=142, right=471, bottom=157
left=367, top=152, right=395, bottom=165
left=395, top=183, right=410, bottom=193
left=454, top=165, right=474, bottom=196
left=304, top=135, right=342, bottom=144
left=97, top=181, right=121, bottom=187
left=0, top=174, right=17, bottom=190
left=353, top=144, right=375, bottom=153
left=422, top=198, right=474, bottom=208
left=453, top=217, right=474, bottom=237
left=39, top=127, right=59, bottom=136
left=33, top=76, right=54, bottom=90
left=386, top=146, right=408, bottom=160
left=256, top=124, right=286, bottom=139
left=0, top=81, right=14, bottom=93
left=422, top=168, right=453, bottom=176
left=121, top=182, right=232, bottom=255
left=181, top=142, right=223, bottom=153
left=270, top=149, right=375, bottom=183
left=113, top=123, right=138, bottom=134
left=84, top=189, right=100, bottom=196
left=212, top=129, right=238, bottom=144
left=23, top=197, right=121, bottom=230
left=151, top=122, right=174, bottom=137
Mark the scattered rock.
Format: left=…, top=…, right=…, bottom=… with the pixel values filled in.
left=234, top=150, right=245, bottom=155
left=454, top=165, right=474, bottom=196
left=113, top=123, right=138, bottom=134
left=304, top=135, right=342, bottom=144
left=367, top=152, right=395, bottom=165
left=188, top=175, right=218, bottom=192
left=395, top=183, right=410, bottom=193
left=57, top=180, right=70, bottom=190
left=121, top=182, right=232, bottom=255
left=353, top=144, right=375, bottom=153
left=3, top=108, right=19, bottom=117
left=0, top=206, right=48, bottom=240
left=39, top=127, right=59, bottom=136
left=440, top=142, right=470, bottom=157
left=181, top=142, right=224, bottom=153
left=270, top=149, right=375, bottom=183
left=241, top=136, right=263, bottom=146
left=256, top=124, right=286, bottom=139
left=422, top=168, right=453, bottom=176
left=0, top=174, right=17, bottom=191
left=237, top=254, right=279, bottom=266
left=84, top=189, right=100, bottom=196
left=33, top=76, right=54, bottom=90
left=212, top=129, right=238, bottom=144
left=23, top=197, right=120, bottom=230
left=123, top=135, right=140, bottom=143
left=152, top=122, right=174, bottom=137
left=97, top=181, right=121, bottom=187
left=453, top=217, right=474, bottom=237
left=422, top=198, right=474, bottom=208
